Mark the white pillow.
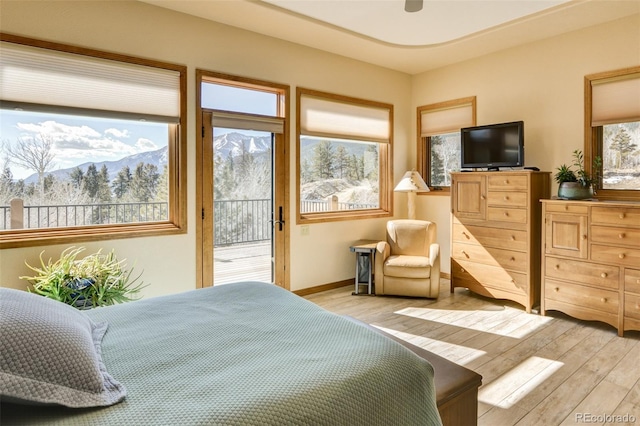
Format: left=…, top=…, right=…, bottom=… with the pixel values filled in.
left=0, top=288, right=126, bottom=407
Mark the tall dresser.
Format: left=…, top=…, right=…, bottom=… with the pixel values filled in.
left=541, top=199, right=640, bottom=336
left=450, top=171, right=550, bottom=312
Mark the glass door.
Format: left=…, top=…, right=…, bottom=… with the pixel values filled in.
left=211, top=126, right=275, bottom=285
left=197, top=74, right=288, bottom=289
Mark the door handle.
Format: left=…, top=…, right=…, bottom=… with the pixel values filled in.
left=269, top=206, right=284, bottom=231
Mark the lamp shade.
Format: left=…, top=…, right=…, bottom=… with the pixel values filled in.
left=394, top=170, right=430, bottom=193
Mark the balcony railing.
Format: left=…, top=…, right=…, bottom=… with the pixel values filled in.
left=2, top=197, right=377, bottom=245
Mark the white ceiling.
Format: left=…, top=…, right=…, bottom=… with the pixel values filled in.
left=141, top=0, right=640, bottom=74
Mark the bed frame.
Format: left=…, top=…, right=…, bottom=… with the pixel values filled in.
left=347, top=318, right=482, bottom=426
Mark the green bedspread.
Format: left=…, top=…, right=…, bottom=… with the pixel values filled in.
left=3, top=282, right=441, bottom=425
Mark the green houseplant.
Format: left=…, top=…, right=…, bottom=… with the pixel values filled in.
left=554, top=149, right=602, bottom=200
left=22, top=246, right=145, bottom=309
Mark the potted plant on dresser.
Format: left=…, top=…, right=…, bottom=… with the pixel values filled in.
left=555, top=149, right=602, bottom=200
left=21, top=246, right=145, bottom=309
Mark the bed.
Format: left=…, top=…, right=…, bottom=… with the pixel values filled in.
left=1, top=281, right=480, bottom=425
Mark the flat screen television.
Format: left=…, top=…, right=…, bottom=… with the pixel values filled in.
left=461, top=121, right=524, bottom=170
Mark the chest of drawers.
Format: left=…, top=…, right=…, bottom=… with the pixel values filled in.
left=541, top=200, right=640, bottom=336
left=451, top=171, right=550, bottom=312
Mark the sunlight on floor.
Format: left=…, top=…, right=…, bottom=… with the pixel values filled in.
left=394, top=306, right=553, bottom=339
left=373, top=325, right=487, bottom=364
left=478, top=356, right=564, bottom=408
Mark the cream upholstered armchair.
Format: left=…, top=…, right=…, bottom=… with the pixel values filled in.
left=374, top=220, right=440, bottom=298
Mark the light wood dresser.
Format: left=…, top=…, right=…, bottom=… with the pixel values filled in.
left=450, top=171, right=551, bottom=313
left=541, top=199, right=640, bottom=336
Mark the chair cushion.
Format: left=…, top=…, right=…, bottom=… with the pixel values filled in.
left=383, top=255, right=431, bottom=279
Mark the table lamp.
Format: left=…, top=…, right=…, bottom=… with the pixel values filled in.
left=394, top=170, right=430, bottom=219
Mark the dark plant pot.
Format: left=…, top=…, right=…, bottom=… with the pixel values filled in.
left=72, top=296, right=94, bottom=310
left=558, top=182, right=594, bottom=200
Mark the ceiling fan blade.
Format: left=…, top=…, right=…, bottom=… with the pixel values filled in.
left=405, top=0, right=423, bottom=13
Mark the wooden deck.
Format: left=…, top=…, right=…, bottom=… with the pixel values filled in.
left=213, top=242, right=272, bottom=285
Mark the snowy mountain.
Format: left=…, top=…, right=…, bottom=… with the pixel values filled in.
left=24, top=146, right=168, bottom=184
left=213, top=132, right=271, bottom=158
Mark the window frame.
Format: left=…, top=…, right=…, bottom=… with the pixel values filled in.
left=296, top=87, right=393, bottom=224
left=417, top=96, right=476, bottom=195
left=0, top=33, right=187, bottom=248
left=585, top=66, right=640, bottom=202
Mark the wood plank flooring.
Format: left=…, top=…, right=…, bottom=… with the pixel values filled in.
left=304, top=279, right=640, bottom=426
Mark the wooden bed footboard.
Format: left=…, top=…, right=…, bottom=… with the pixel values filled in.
left=345, top=317, right=482, bottom=426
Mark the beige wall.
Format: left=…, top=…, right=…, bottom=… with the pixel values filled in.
left=413, top=13, right=640, bottom=275
left=0, top=0, right=411, bottom=296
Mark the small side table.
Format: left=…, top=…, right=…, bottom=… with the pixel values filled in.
left=349, top=240, right=378, bottom=295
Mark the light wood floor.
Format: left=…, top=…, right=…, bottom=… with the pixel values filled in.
left=304, top=279, right=640, bottom=426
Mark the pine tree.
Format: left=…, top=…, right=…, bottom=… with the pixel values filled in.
left=69, top=167, right=84, bottom=190
left=97, top=164, right=112, bottom=202
left=43, top=174, right=55, bottom=194
left=312, top=140, right=335, bottom=179
left=83, top=164, right=100, bottom=200
left=364, top=144, right=378, bottom=180
left=300, top=159, right=313, bottom=184
left=130, top=162, right=151, bottom=202
left=610, top=128, right=637, bottom=168
left=430, top=135, right=446, bottom=186
left=143, top=163, right=160, bottom=199
left=154, top=165, right=169, bottom=202
left=348, top=154, right=361, bottom=180
left=112, top=165, right=132, bottom=200
left=334, top=146, right=350, bottom=179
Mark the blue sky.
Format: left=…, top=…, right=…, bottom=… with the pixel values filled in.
left=0, top=109, right=168, bottom=179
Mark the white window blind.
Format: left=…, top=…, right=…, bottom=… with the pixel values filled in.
left=591, top=73, right=640, bottom=127
left=212, top=111, right=284, bottom=134
left=0, top=41, right=181, bottom=122
left=300, top=94, right=390, bottom=143
left=421, top=102, right=474, bottom=137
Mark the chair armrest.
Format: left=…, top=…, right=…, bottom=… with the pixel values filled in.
left=429, top=243, right=440, bottom=266
left=376, top=241, right=390, bottom=261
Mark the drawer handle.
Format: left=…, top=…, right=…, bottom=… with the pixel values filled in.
left=510, top=257, right=515, bottom=262
left=461, top=250, right=469, bottom=258
left=564, top=205, right=569, bottom=211
left=582, top=234, right=587, bottom=240
left=601, top=298, right=607, bottom=303
left=601, top=272, right=607, bottom=278
left=510, top=235, right=516, bottom=241
left=554, top=287, right=559, bottom=292
left=504, top=180, right=509, bottom=184
left=554, top=265, right=560, bottom=270
left=619, top=253, right=626, bottom=259
left=504, top=212, right=509, bottom=217
left=460, top=268, right=465, bottom=273
left=504, top=196, right=509, bottom=201
left=619, top=233, right=625, bottom=239
left=481, top=195, right=486, bottom=200
left=619, top=213, right=625, bottom=219
left=462, top=231, right=469, bottom=239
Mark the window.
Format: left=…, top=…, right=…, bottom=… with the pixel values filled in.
left=0, top=34, right=186, bottom=248
left=296, top=88, right=392, bottom=223
left=417, top=97, right=476, bottom=192
left=585, top=67, right=640, bottom=201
